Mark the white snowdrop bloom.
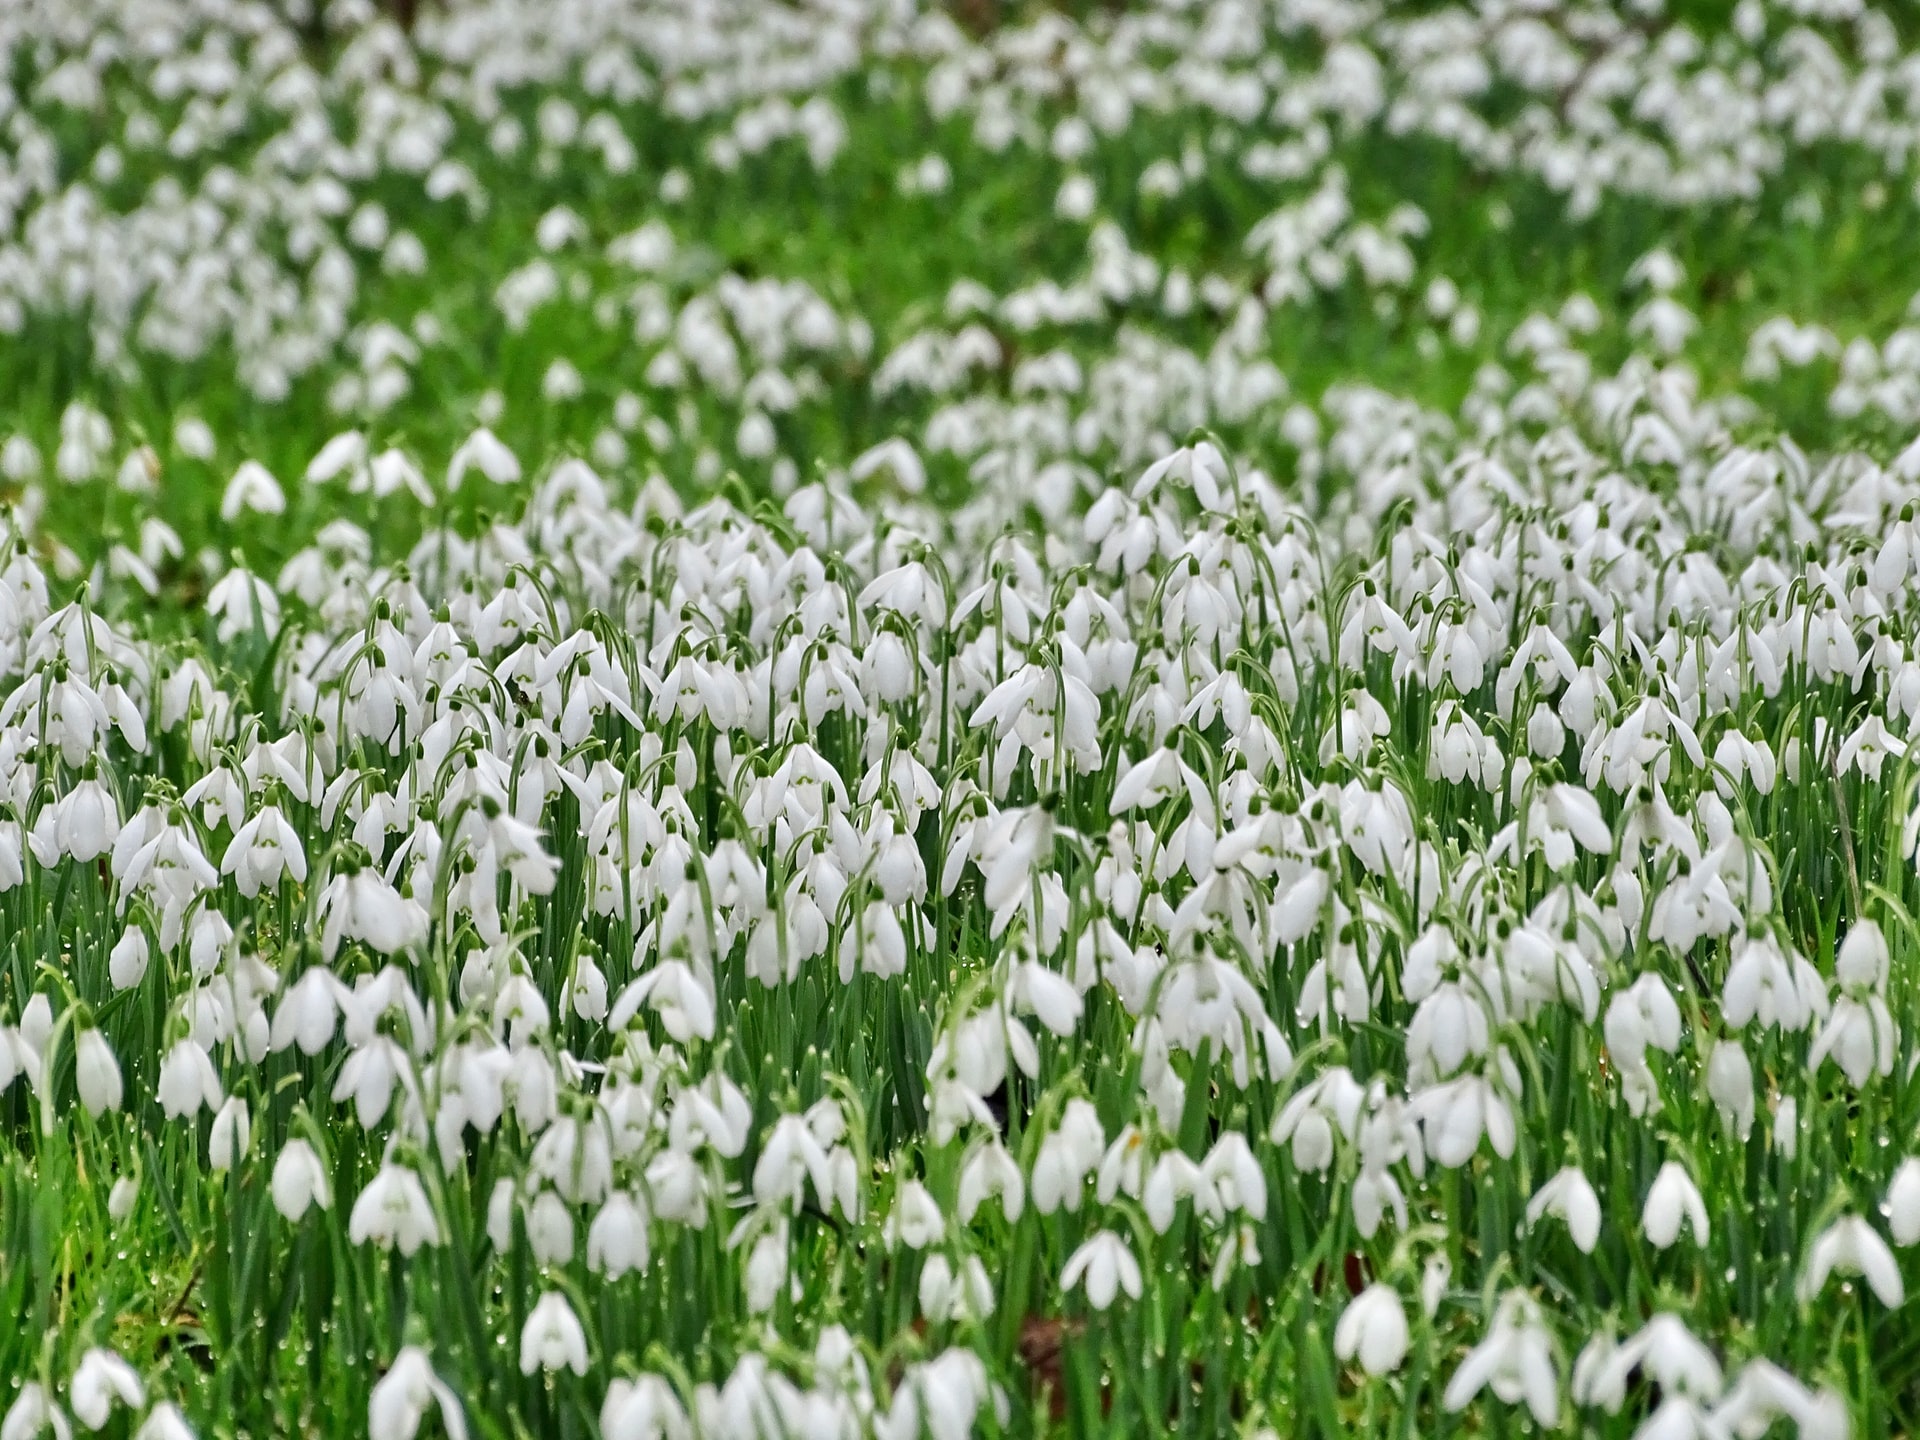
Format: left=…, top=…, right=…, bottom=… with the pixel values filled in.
left=37, top=777, right=121, bottom=864
left=1055, top=175, right=1096, bottom=221
left=1575, top=1314, right=1722, bottom=1412
left=1643, top=1161, right=1710, bottom=1250
left=525, top=1190, right=575, bottom=1266
left=956, top=1139, right=1024, bottom=1224
left=1808, top=988, right=1896, bottom=1088
left=271, top=1140, right=332, bottom=1222
left=1705, top=1039, right=1755, bottom=1142
left=1526, top=1166, right=1602, bottom=1253
left=600, top=1375, right=690, bottom=1440
left=850, top=437, right=927, bottom=494
left=348, top=1164, right=441, bottom=1256
left=1031, top=1098, right=1104, bottom=1214
left=568, top=951, right=608, bottom=1024
left=1411, top=1072, right=1517, bottom=1168
left=1060, top=1229, right=1142, bottom=1310
left=529, top=1114, right=612, bottom=1205
left=878, top=1348, right=1004, bottom=1440
left=1836, top=715, right=1905, bottom=780
left=1711, top=1361, right=1844, bottom=1440
left=587, top=1191, right=651, bottom=1279
left=1722, top=934, right=1821, bottom=1033
left=1202, top=1132, right=1268, bottom=1220
left=209, top=1097, right=250, bottom=1171
left=318, top=869, right=429, bottom=960
left=271, top=968, right=352, bottom=1056
left=220, top=460, right=284, bottom=521
left=222, top=806, right=306, bottom=897
left=69, top=1349, right=143, bottom=1431
left=1774, top=1098, right=1800, bottom=1162
left=363, top=450, right=433, bottom=505
left=1797, top=1215, right=1904, bottom=1308
left=108, top=1176, right=138, bottom=1224
left=124, top=1403, right=194, bottom=1440
left=369, top=1347, right=467, bottom=1440
left=297, top=428, right=364, bottom=491
left=2, top=1384, right=68, bottom=1440
left=543, top=360, right=586, bottom=404
left=752, top=1111, right=836, bottom=1213
left=609, top=961, right=716, bottom=1044
left=742, top=1222, right=789, bottom=1315
left=74, top=1029, right=122, bottom=1116
left=156, top=1039, right=222, bottom=1121
left=1443, top=1291, right=1560, bottom=1428
left=448, top=428, right=521, bottom=490
left=885, top=1180, right=944, bottom=1250
left=1836, top=920, right=1889, bottom=990
left=205, top=567, right=280, bottom=644
left=1888, top=1159, right=1920, bottom=1247
left=1334, top=1284, right=1410, bottom=1376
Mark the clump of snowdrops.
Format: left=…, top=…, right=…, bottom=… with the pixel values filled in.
left=7, top=0, right=1920, bottom=1437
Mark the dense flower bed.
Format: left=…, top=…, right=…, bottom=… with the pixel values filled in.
left=4, top=0, right=1920, bottom=1435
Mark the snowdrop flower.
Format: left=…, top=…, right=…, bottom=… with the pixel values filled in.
left=448, top=428, right=521, bottom=489
left=1032, top=1098, right=1104, bottom=1214
left=884, top=1180, right=945, bottom=1250
left=742, top=1222, right=789, bottom=1314
left=1706, top=1040, right=1755, bottom=1142
left=586, top=1191, right=651, bottom=1279
left=879, top=1349, right=1005, bottom=1440
left=220, top=460, right=284, bottom=520
left=1887, top=1160, right=1920, bottom=1247
left=69, top=1350, right=143, bottom=1431
left=74, top=1028, right=122, bottom=1116
left=366, top=449, right=434, bottom=504
left=600, top=1375, right=690, bottom=1440
left=1809, top=988, right=1896, bottom=1088
left=1774, top=1097, right=1799, bottom=1161
left=1411, top=1072, right=1516, bottom=1168
left=223, top=806, right=306, bottom=897
left=39, top=778, right=120, bottom=864
left=349, top=1164, right=441, bottom=1255
left=1060, top=1229, right=1142, bottom=1311
left=1335, top=1284, right=1410, bottom=1376
left=1837, top=920, right=1889, bottom=989
left=271, top=968, right=351, bottom=1056
left=1443, top=1291, right=1560, bottom=1428
left=520, top=1292, right=589, bottom=1375
left=1421, top=1254, right=1451, bottom=1320
left=1643, top=1162, right=1710, bottom=1250
left=133, top=1406, right=193, bottom=1440
left=1, top=1384, right=69, bottom=1440
left=525, top=1191, right=574, bottom=1266
left=156, top=1039, right=222, bottom=1120
left=610, top=962, right=716, bottom=1045
left=1711, top=1361, right=1845, bottom=1440
left=209, top=1096, right=250, bottom=1170
left=1526, top=1167, right=1602, bottom=1253
left=918, top=1252, right=996, bottom=1323
left=271, top=1139, right=332, bottom=1221
left=369, top=1347, right=467, bottom=1440
left=108, top=1175, right=138, bottom=1223
left=1797, top=1215, right=1904, bottom=1308
left=956, top=1139, right=1024, bottom=1223
left=318, top=868, right=430, bottom=960
left=1575, top=1315, right=1722, bottom=1412
left=206, top=567, right=280, bottom=644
